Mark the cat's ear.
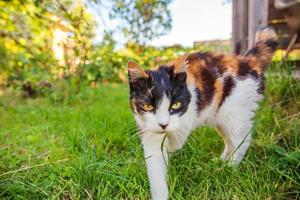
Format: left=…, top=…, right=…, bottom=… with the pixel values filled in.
left=172, top=54, right=189, bottom=74
left=127, top=60, right=148, bottom=83
left=171, top=55, right=188, bottom=83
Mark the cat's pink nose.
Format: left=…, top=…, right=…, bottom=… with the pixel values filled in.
left=159, top=123, right=168, bottom=130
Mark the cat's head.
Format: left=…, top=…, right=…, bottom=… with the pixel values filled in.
left=127, top=60, right=192, bottom=134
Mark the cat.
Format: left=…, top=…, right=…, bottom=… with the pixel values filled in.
left=127, top=27, right=277, bottom=200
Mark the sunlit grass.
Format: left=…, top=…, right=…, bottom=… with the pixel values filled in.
left=0, top=63, right=299, bottom=199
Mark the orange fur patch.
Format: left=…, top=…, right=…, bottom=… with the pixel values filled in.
left=213, top=79, right=223, bottom=108
left=220, top=55, right=239, bottom=75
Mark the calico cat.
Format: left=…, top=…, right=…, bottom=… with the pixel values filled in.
left=127, top=27, right=277, bottom=200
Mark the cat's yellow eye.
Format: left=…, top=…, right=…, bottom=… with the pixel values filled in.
left=171, top=102, right=182, bottom=110
left=143, top=104, right=154, bottom=111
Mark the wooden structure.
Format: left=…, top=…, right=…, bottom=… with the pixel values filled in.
left=232, top=0, right=300, bottom=55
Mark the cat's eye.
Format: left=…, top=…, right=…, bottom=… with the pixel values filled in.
left=171, top=102, right=182, bottom=110
left=143, top=104, right=154, bottom=111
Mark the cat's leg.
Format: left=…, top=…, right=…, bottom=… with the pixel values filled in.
left=216, top=126, right=233, bottom=161
left=215, top=78, right=262, bottom=165
left=216, top=96, right=256, bottom=165
left=217, top=123, right=252, bottom=165
left=142, top=133, right=169, bottom=200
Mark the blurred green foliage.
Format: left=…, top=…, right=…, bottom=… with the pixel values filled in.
left=0, top=0, right=178, bottom=97
left=0, top=0, right=95, bottom=95
left=0, top=0, right=231, bottom=98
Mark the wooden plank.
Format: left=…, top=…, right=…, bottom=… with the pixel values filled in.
left=268, top=0, right=285, bottom=20
left=232, top=0, right=300, bottom=52
left=248, top=0, right=269, bottom=48
left=232, top=0, right=249, bottom=54
left=268, top=7, right=285, bottom=20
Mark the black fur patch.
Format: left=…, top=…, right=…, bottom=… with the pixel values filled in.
left=212, top=55, right=226, bottom=77
left=246, top=40, right=277, bottom=57
left=129, top=66, right=191, bottom=116
left=246, top=46, right=260, bottom=56
left=257, top=74, right=265, bottom=94
left=237, top=60, right=258, bottom=79
left=194, top=88, right=202, bottom=111
left=188, top=52, right=225, bottom=78
left=201, top=68, right=216, bottom=105
left=196, top=67, right=216, bottom=111
left=264, top=39, right=278, bottom=52
left=219, top=76, right=235, bottom=108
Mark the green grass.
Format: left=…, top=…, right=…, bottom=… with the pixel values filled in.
left=0, top=63, right=299, bottom=199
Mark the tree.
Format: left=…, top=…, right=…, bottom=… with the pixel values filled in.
left=108, top=0, right=172, bottom=44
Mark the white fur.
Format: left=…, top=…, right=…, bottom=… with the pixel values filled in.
left=142, top=133, right=169, bottom=200
left=156, top=95, right=171, bottom=128
left=215, top=78, right=262, bottom=164
left=135, top=78, right=263, bottom=200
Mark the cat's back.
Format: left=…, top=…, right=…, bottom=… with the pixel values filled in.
left=171, top=28, right=277, bottom=116
left=178, top=51, right=263, bottom=113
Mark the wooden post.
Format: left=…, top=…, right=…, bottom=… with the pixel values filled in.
left=248, top=0, right=269, bottom=48
left=232, top=0, right=249, bottom=54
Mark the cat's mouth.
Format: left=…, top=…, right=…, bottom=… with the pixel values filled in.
left=156, top=130, right=171, bottom=134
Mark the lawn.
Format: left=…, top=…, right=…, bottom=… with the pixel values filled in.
left=0, top=64, right=299, bottom=199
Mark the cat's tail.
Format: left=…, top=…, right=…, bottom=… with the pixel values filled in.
left=245, top=27, right=278, bottom=69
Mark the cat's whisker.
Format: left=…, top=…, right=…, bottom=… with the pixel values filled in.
left=127, top=127, right=141, bottom=135
left=128, top=127, right=149, bottom=139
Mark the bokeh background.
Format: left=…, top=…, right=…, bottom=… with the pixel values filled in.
left=0, top=0, right=233, bottom=98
